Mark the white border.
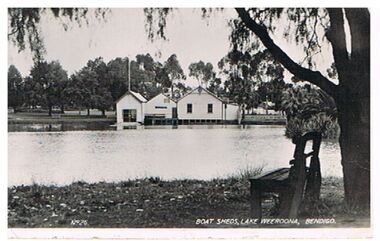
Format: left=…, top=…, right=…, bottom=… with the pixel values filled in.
left=7, top=228, right=373, bottom=239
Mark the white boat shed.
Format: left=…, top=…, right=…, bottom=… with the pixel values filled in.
left=177, top=86, right=240, bottom=123
left=145, top=93, right=177, bottom=119
left=116, top=90, right=147, bottom=123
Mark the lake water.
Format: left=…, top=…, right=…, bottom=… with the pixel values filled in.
left=8, top=125, right=343, bottom=186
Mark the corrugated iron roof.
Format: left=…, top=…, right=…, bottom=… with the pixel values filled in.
left=130, top=91, right=147, bottom=102
left=115, top=90, right=147, bottom=103
left=177, top=86, right=225, bottom=103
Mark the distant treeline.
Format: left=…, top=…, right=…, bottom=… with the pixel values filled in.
left=8, top=54, right=191, bottom=116
left=8, top=51, right=293, bottom=116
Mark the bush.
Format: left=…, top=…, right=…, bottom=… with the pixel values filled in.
left=285, top=113, right=340, bottom=139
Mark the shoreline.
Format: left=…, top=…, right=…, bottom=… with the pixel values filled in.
left=8, top=112, right=286, bottom=126
left=8, top=177, right=369, bottom=228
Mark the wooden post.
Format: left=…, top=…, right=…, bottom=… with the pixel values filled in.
left=250, top=180, right=262, bottom=219
left=304, top=133, right=322, bottom=212
left=279, top=189, right=292, bottom=217
left=288, top=137, right=307, bottom=219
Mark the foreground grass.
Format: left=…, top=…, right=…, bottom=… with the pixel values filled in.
left=8, top=176, right=369, bottom=228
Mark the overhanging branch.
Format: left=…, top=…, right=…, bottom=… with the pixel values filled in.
left=235, top=8, right=338, bottom=98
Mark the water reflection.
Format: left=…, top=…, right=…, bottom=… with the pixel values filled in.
left=8, top=125, right=342, bottom=186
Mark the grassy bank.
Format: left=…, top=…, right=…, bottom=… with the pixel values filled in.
left=8, top=176, right=369, bottom=228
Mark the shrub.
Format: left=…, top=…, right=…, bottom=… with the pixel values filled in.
left=285, top=113, right=340, bottom=139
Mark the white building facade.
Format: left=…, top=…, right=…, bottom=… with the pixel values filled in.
left=177, top=86, right=224, bottom=120
left=144, top=93, right=177, bottom=119
left=177, top=86, right=240, bottom=122
left=116, top=91, right=147, bottom=123
left=224, top=103, right=241, bottom=121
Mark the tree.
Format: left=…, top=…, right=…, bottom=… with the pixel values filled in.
left=8, top=65, right=24, bottom=112
left=106, top=57, right=129, bottom=103
left=256, top=78, right=288, bottom=112
left=70, top=57, right=113, bottom=116
left=188, top=61, right=216, bottom=87
left=281, top=84, right=339, bottom=139
left=27, top=60, right=68, bottom=115
left=144, top=8, right=370, bottom=209
left=164, top=54, right=186, bottom=98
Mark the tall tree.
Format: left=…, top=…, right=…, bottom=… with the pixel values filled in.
left=106, top=57, right=129, bottom=103
left=188, top=61, right=216, bottom=87
left=8, top=65, right=24, bottom=112
left=69, top=57, right=113, bottom=116
left=164, top=54, right=186, bottom=98
left=28, top=60, right=68, bottom=115
left=218, top=48, right=282, bottom=116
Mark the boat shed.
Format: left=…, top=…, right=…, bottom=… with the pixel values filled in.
left=116, top=91, right=147, bottom=123
left=177, top=86, right=240, bottom=124
left=144, top=93, right=177, bottom=119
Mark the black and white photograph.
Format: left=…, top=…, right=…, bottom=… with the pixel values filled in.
left=6, top=3, right=374, bottom=239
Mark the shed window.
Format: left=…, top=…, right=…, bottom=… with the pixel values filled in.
left=155, top=106, right=167, bottom=109
left=187, top=104, right=192, bottom=113
left=208, top=104, right=213, bottom=113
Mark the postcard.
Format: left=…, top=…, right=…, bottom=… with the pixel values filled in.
left=7, top=5, right=372, bottom=239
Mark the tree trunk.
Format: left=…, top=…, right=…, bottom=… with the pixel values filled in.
left=102, top=109, right=106, bottom=117
left=60, top=104, right=64, bottom=114
left=336, top=88, right=370, bottom=208
left=48, top=105, right=52, bottom=116
left=87, top=108, right=90, bottom=116
left=337, top=8, right=370, bottom=209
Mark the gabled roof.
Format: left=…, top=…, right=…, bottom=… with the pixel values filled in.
left=116, top=90, right=147, bottom=103
left=147, top=93, right=176, bottom=103
left=177, top=86, right=225, bottom=103
left=130, top=91, right=147, bottom=102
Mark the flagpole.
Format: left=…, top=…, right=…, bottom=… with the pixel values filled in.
left=128, top=56, right=131, bottom=92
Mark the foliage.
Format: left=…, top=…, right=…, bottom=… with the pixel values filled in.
left=106, top=57, right=129, bottom=102
left=9, top=52, right=192, bottom=114
left=69, top=57, right=113, bottom=113
left=163, top=54, right=186, bottom=98
left=26, top=60, right=68, bottom=115
left=8, top=8, right=107, bottom=60
left=8, top=65, right=24, bottom=111
left=281, top=85, right=339, bottom=139
left=218, top=48, right=286, bottom=112
left=285, top=112, right=340, bottom=139
left=188, top=61, right=216, bottom=87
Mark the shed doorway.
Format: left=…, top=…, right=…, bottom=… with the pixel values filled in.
left=123, top=109, right=137, bottom=122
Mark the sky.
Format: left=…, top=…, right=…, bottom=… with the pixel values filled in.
left=8, top=9, right=236, bottom=86
left=8, top=8, right=337, bottom=87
